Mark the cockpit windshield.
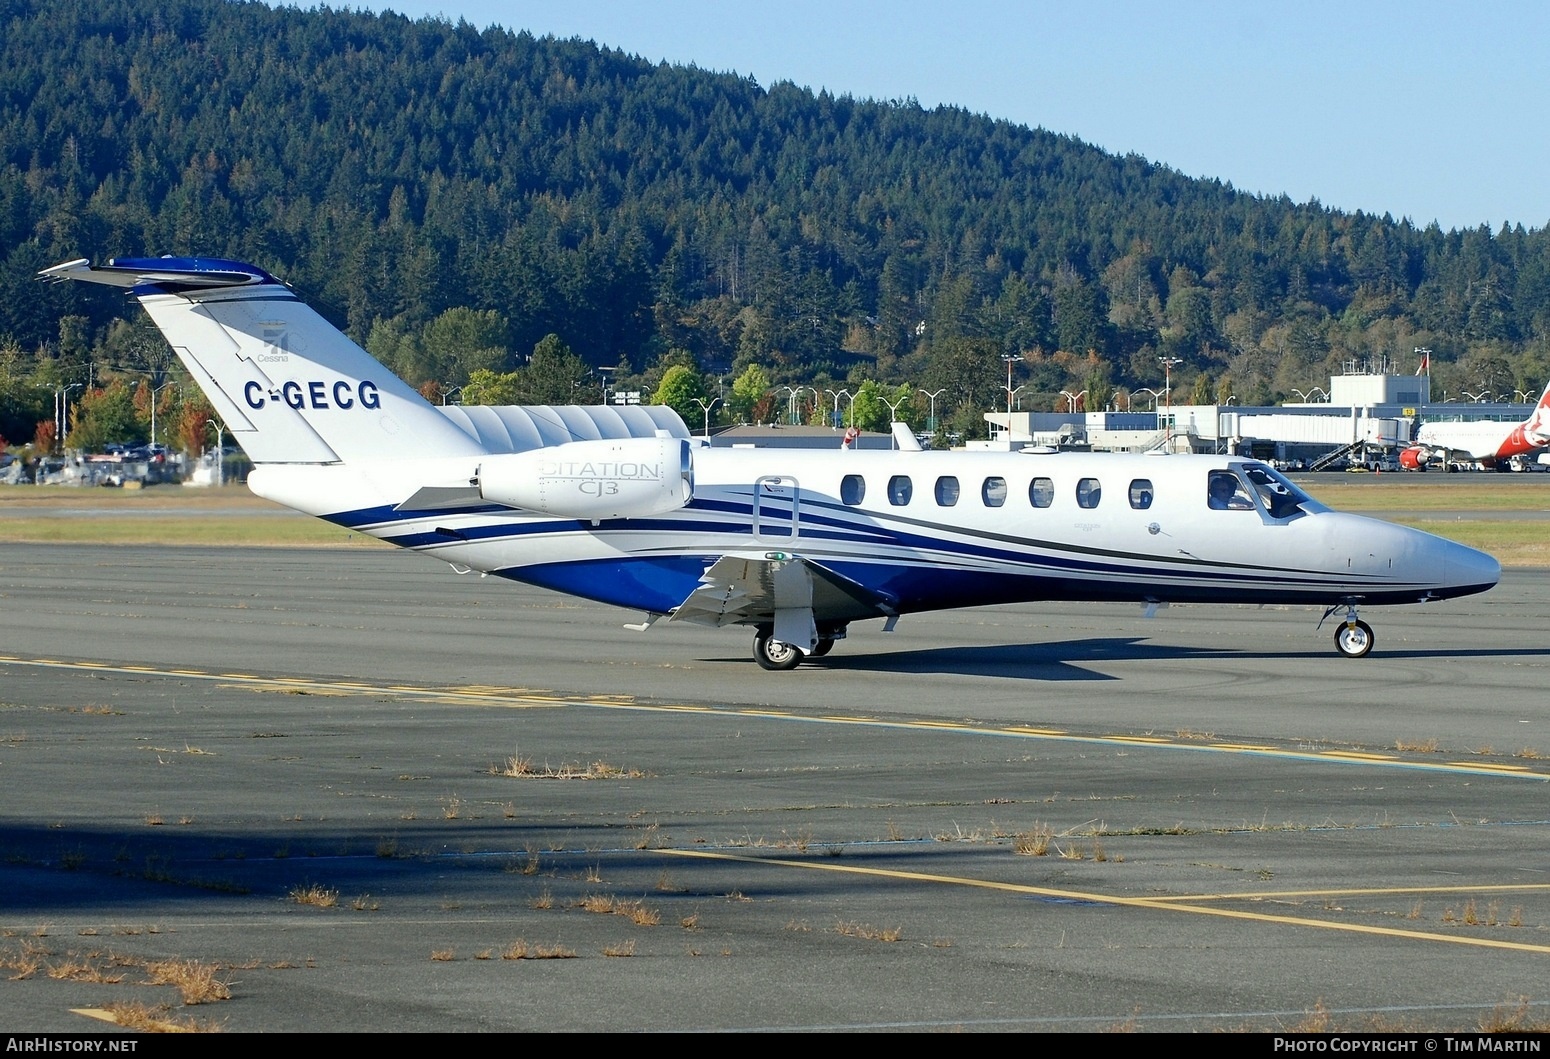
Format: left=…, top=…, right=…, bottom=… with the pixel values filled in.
left=1240, top=462, right=1319, bottom=520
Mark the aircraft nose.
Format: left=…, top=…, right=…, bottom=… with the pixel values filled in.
left=1443, top=539, right=1501, bottom=595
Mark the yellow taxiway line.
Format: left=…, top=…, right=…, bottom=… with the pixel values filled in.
left=657, top=847, right=1550, bottom=956
left=1, top=654, right=1544, bottom=782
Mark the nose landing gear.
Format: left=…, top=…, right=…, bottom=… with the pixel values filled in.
left=1322, top=601, right=1374, bottom=658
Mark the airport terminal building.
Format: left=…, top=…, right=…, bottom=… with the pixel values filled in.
left=982, top=369, right=1537, bottom=469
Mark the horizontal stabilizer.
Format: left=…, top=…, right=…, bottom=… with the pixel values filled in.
left=42, top=256, right=487, bottom=465
left=39, top=256, right=274, bottom=290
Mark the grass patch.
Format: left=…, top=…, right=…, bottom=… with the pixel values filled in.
left=143, top=959, right=232, bottom=1005
left=833, top=921, right=903, bottom=942
left=288, top=884, right=338, bottom=908
left=491, top=754, right=646, bottom=780
left=0, top=515, right=386, bottom=548
left=577, top=895, right=661, bottom=925
left=1299, top=479, right=1550, bottom=512
left=1013, top=823, right=1053, bottom=856
left=500, top=940, right=576, bottom=960
left=1392, top=519, right=1550, bottom=566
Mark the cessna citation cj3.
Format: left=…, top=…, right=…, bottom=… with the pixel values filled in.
left=43, top=256, right=1500, bottom=668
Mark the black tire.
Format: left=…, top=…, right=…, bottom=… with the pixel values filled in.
left=1333, top=619, right=1374, bottom=658
left=809, top=638, right=834, bottom=658
left=753, top=627, right=804, bottom=670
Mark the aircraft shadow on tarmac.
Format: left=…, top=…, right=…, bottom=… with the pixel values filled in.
left=704, top=637, right=1550, bottom=680
left=0, top=822, right=992, bottom=915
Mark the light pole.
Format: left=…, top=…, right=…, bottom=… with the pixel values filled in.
left=1135, top=387, right=1164, bottom=411
left=1158, top=356, right=1182, bottom=447
left=824, top=388, right=852, bottom=430
left=207, top=419, right=225, bottom=487
left=793, top=386, right=817, bottom=426
left=440, top=386, right=462, bottom=405
left=775, top=386, right=797, bottom=425
left=691, top=396, right=718, bottom=436
left=1059, top=389, right=1087, bottom=414
left=918, top=388, right=945, bottom=434
left=148, top=380, right=176, bottom=447
left=59, top=383, right=83, bottom=451
left=1000, top=354, right=1023, bottom=414
left=881, top=393, right=909, bottom=448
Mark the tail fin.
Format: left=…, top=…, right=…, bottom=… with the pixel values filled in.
left=1490, top=378, right=1550, bottom=460
left=40, top=257, right=485, bottom=464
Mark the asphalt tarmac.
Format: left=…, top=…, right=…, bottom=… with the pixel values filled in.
left=1, top=542, right=1548, bottom=1033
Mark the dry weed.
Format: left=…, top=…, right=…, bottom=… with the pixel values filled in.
left=1013, top=823, right=1053, bottom=856
left=833, top=921, right=902, bottom=942
left=288, top=884, right=338, bottom=908
left=143, top=959, right=231, bottom=1005
left=1480, top=997, right=1550, bottom=1033
left=493, top=755, right=644, bottom=780
left=1291, top=1000, right=1331, bottom=1033
left=531, top=944, right=576, bottom=959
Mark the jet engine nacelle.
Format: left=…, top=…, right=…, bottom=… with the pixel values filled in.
left=1398, top=446, right=1427, bottom=471
left=478, top=435, right=693, bottom=519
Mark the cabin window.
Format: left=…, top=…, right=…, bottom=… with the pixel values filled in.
left=888, top=475, right=913, bottom=506
left=934, top=476, right=960, bottom=506
left=1076, top=477, right=1102, bottom=509
left=1029, top=477, right=1054, bottom=508
left=1128, top=479, right=1154, bottom=510
left=981, top=476, right=1007, bottom=507
left=840, top=474, right=866, bottom=506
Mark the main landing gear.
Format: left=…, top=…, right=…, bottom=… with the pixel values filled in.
left=752, top=626, right=804, bottom=670
left=1322, top=601, right=1374, bottom=658
left=751, top=624, right=845, bottom=670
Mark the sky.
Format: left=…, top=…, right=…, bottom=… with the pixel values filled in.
left=351, top=0, right=1550, bottom=233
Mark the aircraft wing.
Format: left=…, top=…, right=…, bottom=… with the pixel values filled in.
left=669, top=553, right=896, bottom=629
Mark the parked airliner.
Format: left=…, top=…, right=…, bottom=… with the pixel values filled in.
left=1400, top=380, right=1550, bottom=471
left=42, top=256, right=1500, bottom=667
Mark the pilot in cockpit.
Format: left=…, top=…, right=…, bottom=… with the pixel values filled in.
left=1207, top=471, right=1254, bottom=510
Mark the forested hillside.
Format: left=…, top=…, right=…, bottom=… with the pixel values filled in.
left=3, top=0, right=1549, bottom=448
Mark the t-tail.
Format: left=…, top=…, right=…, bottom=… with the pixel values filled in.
left=39, top=257, right=487, bottom=464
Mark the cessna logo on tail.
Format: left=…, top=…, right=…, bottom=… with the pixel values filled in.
left=244, top=380, right=381, bottom=411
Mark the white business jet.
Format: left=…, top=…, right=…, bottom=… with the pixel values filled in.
left=42, top=256, right=1500, bottom=667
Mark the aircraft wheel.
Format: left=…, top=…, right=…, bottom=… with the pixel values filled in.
left=810, top=638, right=835, bottom=658
left=753, top=627, right=804, bottom=671
left=1334, top=620, right=1374, bottom=658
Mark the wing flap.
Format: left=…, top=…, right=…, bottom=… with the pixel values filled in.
left=670, top=553, right=895, bottom=628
